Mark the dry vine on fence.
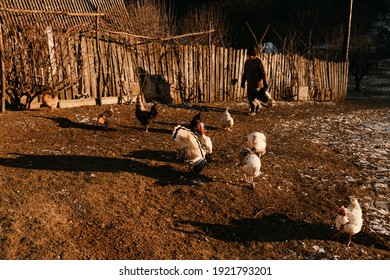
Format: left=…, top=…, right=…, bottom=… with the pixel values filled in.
left=2, top=20, right=85, bottom=109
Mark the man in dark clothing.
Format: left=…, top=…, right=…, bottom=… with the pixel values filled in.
left=241, top=45, right=269, bottom=115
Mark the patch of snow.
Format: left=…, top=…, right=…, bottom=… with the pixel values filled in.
left=277, top=103, right=389, bottom=236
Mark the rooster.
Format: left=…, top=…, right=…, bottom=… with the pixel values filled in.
left=189, top=112, right=212, bottom=159
left=41, top=92, right=59, bottom=112
left=189, top=112, right=202, bottom=133
left=247, top=132, right=266, bottom=156
left=238, top=147, right=261, bottom=189
left=335, top=196, right=363, bottom=246
left=135, top=94, right=158, bottom=132
left=221, top=107, right=234, bottom=131
left=98, top=106, right=114, bottom=125
left=172, top=125, right=207, bottom=174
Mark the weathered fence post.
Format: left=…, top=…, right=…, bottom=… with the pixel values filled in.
left=96, top=9, right=102, bottom=106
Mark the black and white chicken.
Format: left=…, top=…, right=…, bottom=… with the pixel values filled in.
left=172, top=125, right=207, bottom=174
left=135, top=94, right=158, bottom=133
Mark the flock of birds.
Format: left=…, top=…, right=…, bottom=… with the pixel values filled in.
left=172, top=108, right=265, bottom=191
left=97, top=94, right=264, bottom=189
left=48, top=92, right=364, bottom=246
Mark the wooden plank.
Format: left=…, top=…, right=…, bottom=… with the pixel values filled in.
left=171, top=45, right=179, bottom=103
left=88, top=37, right=98, bottom=99
left=58, top=97, right=96, bottom=108
left=192, top=45, right=199, bottom=102
left=200, top=46, right=210, bottom=102
left=223, top=47, right=228, bottom=101
left=216, top=47, right=222, bottom=101
left=237, top=48, right=245, bottom=100
left=60, top=37, right=71, bottom=100
left=209, top=45, right=216, bottom=102
left=68, top=36, right=78, bottom=99
left=183, top=45, right=189, bottom=101
left=196, top=45, right=202, bottom=102
left=152, top=42, right=159, bottom=75
left=116, top=43, right=127, bottom=99
left=80, top=36, right=91, bottom=98
left=127, top=46, right=135, bottom=83
left=215, top=47, right=224, bottom=102
left=101, top=39, right=110, bottom=98
left=226, top=47, right=232, bottom=101
left=112, top=41, right=121, bottom=97
left=231, top=48, right=237, bottom=100
left=74, top=35, right=83, bottom=97
left=160, top=44, right=168, bottom=84
left=101, top=96, right=120, bottom=105
left=187, top=45, right=194, bottom=101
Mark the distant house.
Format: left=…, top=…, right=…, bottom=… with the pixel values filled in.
left=0, top=0, right=131, bottom=30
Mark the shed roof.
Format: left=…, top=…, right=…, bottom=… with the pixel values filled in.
left=0, top=0, right=131, bottom=31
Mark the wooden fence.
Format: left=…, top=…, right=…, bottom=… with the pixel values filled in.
left=1, top=30, right=350, bottom=108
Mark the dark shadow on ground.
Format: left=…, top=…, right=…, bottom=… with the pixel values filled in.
left=0, top=153, right=213, bottom=187
left=37, top=116, right=114, bottom=131
left=174, top=213, right=390, bottom=250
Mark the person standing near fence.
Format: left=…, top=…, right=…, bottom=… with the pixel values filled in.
left=241, top=45, right=269, bottom=116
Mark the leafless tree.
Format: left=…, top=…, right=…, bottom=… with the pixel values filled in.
left=125, top=0, right=177, bottom=38
left=2, top=21, right=83, bottom=109
left=349, top=34, right=378, bottom=92
left=177, top=4, right=232, bottom=46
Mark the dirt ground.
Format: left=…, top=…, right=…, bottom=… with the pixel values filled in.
left=0, top=98, right=389, bottom=260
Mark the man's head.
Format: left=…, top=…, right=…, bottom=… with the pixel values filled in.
left=247, top=45, right=257, bottom=57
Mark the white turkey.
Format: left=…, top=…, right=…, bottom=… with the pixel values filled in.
left=172, top=125, right=207, bottom=174
left=247, top=132, right=266, bottom=156
left=238, top=147, right=261, bottom=189
left=221, top=107, right=234, bottom=131
left=335, top=196, right=363, bottom=246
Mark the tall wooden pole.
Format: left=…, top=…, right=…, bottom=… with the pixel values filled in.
left=96, top=8, right=101, bottom=106
left=344, top=0, right=353, bottom=62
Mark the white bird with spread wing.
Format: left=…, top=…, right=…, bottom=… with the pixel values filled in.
left=335, top=196, right=363, bottom=246
left=172, top=125, right=207, bottom=174
left=221, top=107, right=234, bottom=131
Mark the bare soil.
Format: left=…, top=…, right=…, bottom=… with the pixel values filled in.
left=0, top=98, right=389, bottom=260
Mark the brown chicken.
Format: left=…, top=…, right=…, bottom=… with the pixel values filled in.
left=135, top=94, right=158, bottom=133
left=41, top=92, right=59, bottom=112
left=98, top=106, right=114, bottom=125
